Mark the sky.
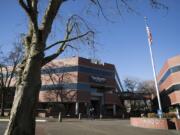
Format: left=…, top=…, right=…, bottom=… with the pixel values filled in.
left=0, top=0, right=179, bottom=81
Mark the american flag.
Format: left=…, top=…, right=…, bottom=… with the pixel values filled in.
left=146, top=25, right=153, bottom=45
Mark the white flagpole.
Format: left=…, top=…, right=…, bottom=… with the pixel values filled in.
left=144, top=17, right=163, bottom=118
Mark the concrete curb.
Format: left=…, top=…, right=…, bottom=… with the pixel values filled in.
left=0, top=119, right=47, bottom=122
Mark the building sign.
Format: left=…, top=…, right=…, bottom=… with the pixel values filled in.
left=90, top=76, right=106, bottom=84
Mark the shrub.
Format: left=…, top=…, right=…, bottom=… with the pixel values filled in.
left=163, top=112, right=177, bottom=118
left=147, top=113, right=157, bottom=118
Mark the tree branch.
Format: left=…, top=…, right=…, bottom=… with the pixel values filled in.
left=0, top=65, right=4, bottom=88
left=150, top=0, right=168, bottom=9
left=90, top=0, right=113, bottom=22
left=42, top=13, right=94, bottom=66
left=7, top=63, right=17, bottom=88
left=42, top=43, right=76, bottom=66
left=45, top=31, right=93, bottom=51
left=42, top=28, right=92, bottom=66
left=19, top=0, right=39, bottom=33
left=19, top=0, right=30, bottom=14
left=40, top=0, right=65, bottom=40
left=4, top=66, right=9, bottom=87
left=26, top=0, right=33, bottom=10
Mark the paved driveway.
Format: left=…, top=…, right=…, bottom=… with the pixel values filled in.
left=1, top=119, right=179, bottom=135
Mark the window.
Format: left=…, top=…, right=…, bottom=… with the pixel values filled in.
left=41, top=65, right=114, bottom=78
left=159, top=65, right=180, bottom=85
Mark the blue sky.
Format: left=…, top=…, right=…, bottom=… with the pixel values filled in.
left=0, top=0, right=179, bottom=81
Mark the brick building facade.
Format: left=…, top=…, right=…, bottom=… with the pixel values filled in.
left=38, top=57, right=124, bottom=117
left=157, top=55, right=180, bottom=118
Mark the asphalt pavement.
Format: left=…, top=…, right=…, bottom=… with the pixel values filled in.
left=0, top=119, right=179, bottom=135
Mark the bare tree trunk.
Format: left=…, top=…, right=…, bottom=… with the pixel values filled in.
left=4, top=0, right=92, bottom=134
left=1, top=89, right=5, bottom=117
left=4, top=42, right=44, bottom=135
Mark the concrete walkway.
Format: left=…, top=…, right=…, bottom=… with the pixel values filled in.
left=1, top=119, right=179, bottom=135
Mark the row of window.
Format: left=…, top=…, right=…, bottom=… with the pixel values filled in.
left=41, top=83, right=96, bottom=92
left=41, top=65, right=114, bottom=78
left=162, top=84, right=180, bottom=95
left=2, top=65, right=114, bottom=79
left=159, top=65, right=180, bottom=85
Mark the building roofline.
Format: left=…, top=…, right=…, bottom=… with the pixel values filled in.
left=51, top=56, right=115, bottom=67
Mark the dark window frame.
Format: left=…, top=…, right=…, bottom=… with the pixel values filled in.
left=159, top=65, right=180, bottom=85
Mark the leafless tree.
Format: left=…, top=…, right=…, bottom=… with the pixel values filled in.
left=42, top=63, right=77, bottom=115
left=123, top=77, right=138, bottom=111
left=124, top=77, right=139, bottom=92
left=0, top=42, right=23, bottom=117
left=4, top=0, right=167, bottom=135
left=123, top=78, right=155, bottom=113
left=43, top=64, right=75, bottom=102
left=137, top=80, right=156, bottom=95
left=136, top=80, right=155, bottom=112
left=124, top=78, right=155, bottom=95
